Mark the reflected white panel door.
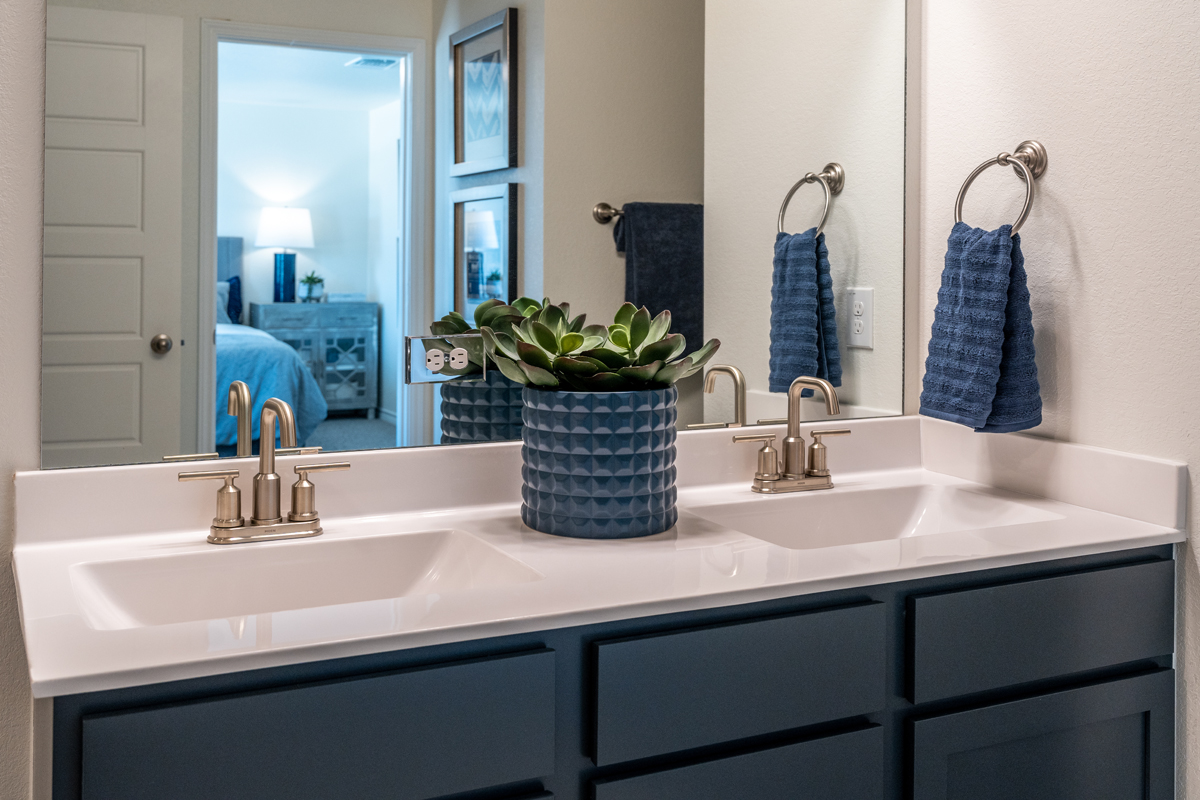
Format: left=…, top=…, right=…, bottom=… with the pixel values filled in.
left=42, top=6, right=183, bottom=467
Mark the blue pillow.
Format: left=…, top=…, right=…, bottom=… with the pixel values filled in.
left=227, top=276, right=243, bottom=323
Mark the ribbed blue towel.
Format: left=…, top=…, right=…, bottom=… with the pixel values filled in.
left=920, top=222, right=1041, bottom=432
left=769, top=228, right=842, bottom=394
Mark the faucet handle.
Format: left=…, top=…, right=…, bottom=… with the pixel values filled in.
left=732, top=433, right=781, bottom=481
left=806, top=429, right=851, bottom=477
left=288, top=462, right=351, bottom=522
left=178, top=469, right=244, bottom=528
left=276, top=446, right=323, bottom=456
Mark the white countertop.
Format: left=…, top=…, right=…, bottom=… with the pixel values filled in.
left=12, top=417, right=1188, bottom=697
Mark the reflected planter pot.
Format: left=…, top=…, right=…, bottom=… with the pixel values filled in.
left=440, top=370, right=525, bottom=444
left=520, top=386, right=678, bottom=539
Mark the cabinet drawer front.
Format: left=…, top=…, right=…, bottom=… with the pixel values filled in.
left=250, top=303, right=317, bottom=329
left=909, top=559, right=1174, bottom=703
left=593, top=726, right=884, bottom=800
left=912, top=669, right=1174, bottom=800
left=594, top=602, right=885, bottom=765
left=319, top=303, right=377, bottom=327
left=81, top=649, right=556, bottom=800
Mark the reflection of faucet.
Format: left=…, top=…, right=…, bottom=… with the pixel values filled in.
left=732, top=376, right=850, bottom=493
left=704, top=365, right=746, bottom=427
left=686, top=364, right=747, bottom=429
left=179, top=396, right=349, bottom=544
left=228, top=380, right=253, bottom=457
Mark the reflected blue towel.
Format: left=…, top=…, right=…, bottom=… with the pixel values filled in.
left=920, top=222, right=1041, bottom=432
left=769, top=228, right=841, bottom=393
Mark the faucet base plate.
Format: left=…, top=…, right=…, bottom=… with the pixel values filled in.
left=208, top=518, right=322, bottom=545
left=750, top=475, right=834, bottom=493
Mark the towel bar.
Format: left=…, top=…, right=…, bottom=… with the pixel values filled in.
left=954, top=140, right=1048, bottom=236
left=593, top=202, right=623, bottom=224
left=777, top=163, right=845, bottom=237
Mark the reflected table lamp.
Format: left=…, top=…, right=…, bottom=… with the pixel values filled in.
left=464, top=210, right=498, bottom=301
left=256, top=207, right=314, bottom=303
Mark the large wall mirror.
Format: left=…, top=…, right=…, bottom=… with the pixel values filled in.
left=40, top=0, right=906, bottom=469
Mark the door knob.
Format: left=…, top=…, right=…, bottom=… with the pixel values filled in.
left=151, top=334, right=173, bottom=354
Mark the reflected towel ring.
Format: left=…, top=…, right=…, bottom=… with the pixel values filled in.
left=777, top=162, right=844, bottom=237
left=954, top=140, right=1048, bottom=237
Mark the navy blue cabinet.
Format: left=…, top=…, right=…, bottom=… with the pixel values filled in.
left=53, top=545, right=1175, bottom=800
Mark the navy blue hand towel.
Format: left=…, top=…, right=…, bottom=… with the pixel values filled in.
left=613, top=202, right=704, bottom=351
left=769, top=228, right=842, bottom=393
left=920, top=222, right=1041, bottom=432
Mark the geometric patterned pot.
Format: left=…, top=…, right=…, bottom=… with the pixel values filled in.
left=439, top=370, right=525, bottom=444
left=520, top=386, right=678, bottom=538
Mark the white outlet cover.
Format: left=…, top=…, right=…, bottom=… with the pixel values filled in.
left=846, top=288, right=873, bottom=349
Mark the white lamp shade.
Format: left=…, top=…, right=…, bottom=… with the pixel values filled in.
left=256, top=207, right=314, bottom=248
left=464, top=210, right=500, bottom=250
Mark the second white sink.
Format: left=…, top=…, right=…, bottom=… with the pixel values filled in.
left=71, top=529, right=543, bottom=630
left=688, top=483, right=1063, bottom=550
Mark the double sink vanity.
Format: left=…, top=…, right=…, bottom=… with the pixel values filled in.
left=13, top=415, right=1185, bottom=800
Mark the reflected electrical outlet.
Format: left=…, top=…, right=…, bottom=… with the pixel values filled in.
left=405, top=333, right=487, bottom=385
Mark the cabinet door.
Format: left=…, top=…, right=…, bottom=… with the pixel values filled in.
left=593, top=726, right=884, bottom=800
left=912, top=669, right=1173, bottom=800
left=81, top=649, right=556, bottom=800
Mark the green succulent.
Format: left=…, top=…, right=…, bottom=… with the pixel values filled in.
left=425, top=297, right=555, bottom=377
left=481, top=300, right=719, bottom=392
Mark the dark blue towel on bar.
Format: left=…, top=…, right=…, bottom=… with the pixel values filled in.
left=614, top=202, right=704, bottom=351
left=768, top=228, right=841, bottom=394
left=920, top=222, right=1041, bottom=432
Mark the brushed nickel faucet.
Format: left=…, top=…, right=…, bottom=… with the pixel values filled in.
left=179, top=397, right=348, bottom=544
left=686, top=364, right=747, bottom=429
left=228, top=380, right=253, bottom=457
left=733, top=375, right=851, bottom=493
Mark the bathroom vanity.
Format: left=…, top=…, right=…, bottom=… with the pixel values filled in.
left=13, top=416, right=1185, bottom=800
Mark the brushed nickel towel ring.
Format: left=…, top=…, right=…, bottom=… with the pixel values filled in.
left=777, top=163, right=844, bottom=237
left=954, top=140, right=1048, bottom=236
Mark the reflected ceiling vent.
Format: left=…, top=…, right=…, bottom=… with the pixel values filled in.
left=344, top=56, right=399, bottom=69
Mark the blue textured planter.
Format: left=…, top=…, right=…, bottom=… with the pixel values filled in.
left=520, top=386, right=678, bottom=539
left=440, top=370, right=525, bottom=444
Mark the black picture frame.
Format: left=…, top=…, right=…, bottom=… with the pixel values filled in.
left=451, top=183, right=518, bottom=318
left=450, top=8, right=517, bottom=176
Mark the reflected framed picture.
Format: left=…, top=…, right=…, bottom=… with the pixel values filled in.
left=450, top=8, right=517, bottom=176
left=452, top=183, right=517, bottom=319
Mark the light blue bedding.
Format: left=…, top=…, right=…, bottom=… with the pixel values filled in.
left=215, top=323, right=328, bottom=446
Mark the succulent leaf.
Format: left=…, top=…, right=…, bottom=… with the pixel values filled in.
left=559, top=331, right=585, bottom=353
left=569, top=372, right=629, bottom=392
left=492, top=355, right=529, bottom=384
left=653, top=356, right=692, bottom=385
left=628, top=306, right=652, bottom=350
left=647, top=310, right=672, bottom=343
left=540, top=303, right=567, bottom=337
left=517, top=340, right=554, bottom=371
left=581, top=348, right=632, bottom=369
left=608, top=325, right=631, bottom=350
left=512, top=297, right=542, bottom=317
left=614, top=302, right=637, bottom=329
left=569, top=313, right=586, bottom=333
left=553, top=356, right=601, bottom=376
left=531, top=321, right=559, bottom=353
left=429, top=320, right=460, bottom=337
left=445, top=312, right=471, bottom=333
left=618, top=361, right=662, bottom=383
left=519, top=361, right=560, bottom=387
left=473, top=298, right=504, bottom=328
left=637, top=333, right=685, bottom=365
left=580, top=323, right=608, bottom=341
left=680, top=338, right=721, bottom=378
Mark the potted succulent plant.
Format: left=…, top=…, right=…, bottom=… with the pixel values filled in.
left=482, top=300, right=719, bottom=539
left=299, top=271, right=324, bottom=303
left=428, top=297, right=550, bottom=444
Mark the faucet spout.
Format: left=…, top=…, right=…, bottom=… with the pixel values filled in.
left=262, top=397, right=297, bottom=448
left=251, top=406, right=282, bottom=524
left=781, top=376, right=840, bottom=478
left=703, top=365, right=747, bottom=427
left=227, top=381, right=253, bottom=457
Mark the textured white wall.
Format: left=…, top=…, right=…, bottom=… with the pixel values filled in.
left=704, top=0, right=906, bottom=423
left=918, top=0, right=1200, bottom=792
left=0, top=0, right=43, bottom=793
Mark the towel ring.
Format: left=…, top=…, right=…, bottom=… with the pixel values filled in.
left=954, top=140, right=1048, bottom=237
left=777, top=163, right=844, bottom=237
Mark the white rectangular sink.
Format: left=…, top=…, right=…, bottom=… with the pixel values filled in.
left=687, top=484, right=1064, bottom=550
left=70, top=529, right=543, bottom=630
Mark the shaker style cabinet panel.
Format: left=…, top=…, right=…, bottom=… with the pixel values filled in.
left=593, top=602, right=886, bottom=765
left=912, top=669, right=1174, bottom=800
left=593, top=726, right=885, bottom=800
left=80, top=649, right=556, bottom=800
left=909, top=559, right=1174, bottom=703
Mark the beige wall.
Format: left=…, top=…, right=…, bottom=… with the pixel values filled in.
left=917, top=0, right=1200, bottom=792
left=0, top=0, right=44, bottom=792
left=704, top=0, right=906, bottom=423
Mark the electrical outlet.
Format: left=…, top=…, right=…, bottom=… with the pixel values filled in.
left=846, top=288, right=873, bottom=349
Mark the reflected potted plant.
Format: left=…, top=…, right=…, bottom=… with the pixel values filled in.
left=428, top=297, right=551, bottom=444
left=299, top=271, right=324, bottom=303
left=485, top=269, right=504, bottom=299
left=482, top=301, right=719, bottom=539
